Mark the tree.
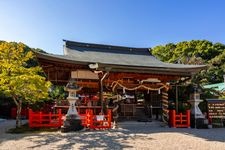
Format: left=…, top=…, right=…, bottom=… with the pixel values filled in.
left=151, top=43, right=176, bottom=62
left=151, top=40, right=225, bottom=85
left=0, top=41, right=51, bottom=127
left=152, top=40, right=224, bottom=64
left=49, top=85, right=66, bottom=104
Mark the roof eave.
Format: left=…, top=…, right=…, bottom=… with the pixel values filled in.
left=97, top=63, right=206, bottom=76
left=35, top=51, right=206, bottom=76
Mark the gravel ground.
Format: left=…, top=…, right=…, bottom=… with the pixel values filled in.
left=0, top=120, right=225, bottom=150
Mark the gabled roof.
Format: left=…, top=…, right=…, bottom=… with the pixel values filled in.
left=63, top=40, right=150, bottom=55
left=35, top=40, right=207, bottom=76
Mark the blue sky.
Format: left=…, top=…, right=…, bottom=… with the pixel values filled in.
left=0, top=0, right=225, bottom=54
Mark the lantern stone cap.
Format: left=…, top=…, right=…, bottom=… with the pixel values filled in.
left=65, top=78, right=82, bottom=91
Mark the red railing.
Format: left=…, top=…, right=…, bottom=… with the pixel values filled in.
left=79, top=109, right=89, bottom=127
left=29, top=109, right=112, bottom=129
left=11, top=108, right=29, bottom=119
left=86, top=109, right=112, bottom=129
left=169, top=110, right=190, bottom=128
left=29, top=109, right=63, bottom=128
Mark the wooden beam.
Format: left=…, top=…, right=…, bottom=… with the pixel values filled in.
left=107, top=72, right=180, bottom=82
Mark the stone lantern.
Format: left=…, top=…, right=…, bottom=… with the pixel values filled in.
left=188, top=91, right=205, bottom=128
left=189, top=93, right=204, bottom=118
left=61, top=79, right=83, bottom=132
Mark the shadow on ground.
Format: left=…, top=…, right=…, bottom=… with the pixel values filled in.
left=118, top=122, right=225, bottom=143
left=25, top=130, right=134, bottom=149
left=0, top=121, right=225, bottom=149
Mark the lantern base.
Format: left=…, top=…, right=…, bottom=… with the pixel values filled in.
left=61, top=114, right=83, bottom=132
left=190, top=115, right=208, bottom=129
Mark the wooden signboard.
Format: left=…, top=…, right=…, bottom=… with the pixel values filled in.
left=71, top=70, right=98, bottom=79
left=207, top=99, right=225, bottom=119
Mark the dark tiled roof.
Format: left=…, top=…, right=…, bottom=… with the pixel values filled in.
left=35, top=40, right=207, bottom=76
left=63, top=40, right=150, bottom=55
left=63, top=40, right=206, bottom=69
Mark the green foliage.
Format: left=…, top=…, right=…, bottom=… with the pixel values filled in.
left=0, top=41, right=51, bottom=127
left=0, top=41, right=51, bottom=101
left=28, top=98, right=54, bottom=112
left=152, top=40, right=225, bottom=99
left=152, top=40, right=224, bottom=64
left=49, top=85, right=66, bottom=105
left=151, top=43, right=176, bottom=62
left=152, top=40, right=225, bottom=85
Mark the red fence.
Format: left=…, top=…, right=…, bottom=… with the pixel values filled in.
left=29, top=109, right=63, bottom=128
left=85, top=109, right=112, bottom=129
left=11, top=108, right=29, bottom=119
left=29, top=109, right=112, bottom=129
left=169, top=110, right=190, bottom=128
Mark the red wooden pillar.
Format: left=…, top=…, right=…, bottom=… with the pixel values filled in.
left=29, top=109, right=33, bottom=128
left=58, top=109, right=62, bottom=126
left=179, top=113, right=182, bottom=125
left=86, top=110, right=90, bottom=128
left=86, top=109, right=93, bottom=128
left=186, top=110, right=190, bottom=127
left=172, top=110, right=176, bottom=127
left=107, top=109, right=112, bottom=128
left=89, top=109, right=94, bottom=129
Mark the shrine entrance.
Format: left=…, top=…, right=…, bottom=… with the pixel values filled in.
left=144, top=91, right=162, bottom=120
left=109, top=78, right=169, bottom=123
left=117, top=90, right=163, bottom=122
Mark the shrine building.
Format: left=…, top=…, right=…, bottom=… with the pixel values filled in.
left=35, top=40, right=206, bottom=123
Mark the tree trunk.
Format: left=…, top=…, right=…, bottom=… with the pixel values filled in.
left=13, top=96, right=22, bottom=128
left=17, top=100, right=22, bottom=128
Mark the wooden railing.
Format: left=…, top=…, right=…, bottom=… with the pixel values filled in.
left=29, top=109, right=112, bottom=129
left=86, top=109, right=112, bottom=129
left=29, top=109, right=63, bottom=128
left=11, top=108, right=29, bottom=119
left=169, top=110, right=190, bottom=128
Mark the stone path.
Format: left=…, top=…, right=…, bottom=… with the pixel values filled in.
left=0, top=120, right=225, bottom=149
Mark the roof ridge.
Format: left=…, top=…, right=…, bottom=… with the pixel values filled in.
left=63, top=39, right=150, bottom=52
